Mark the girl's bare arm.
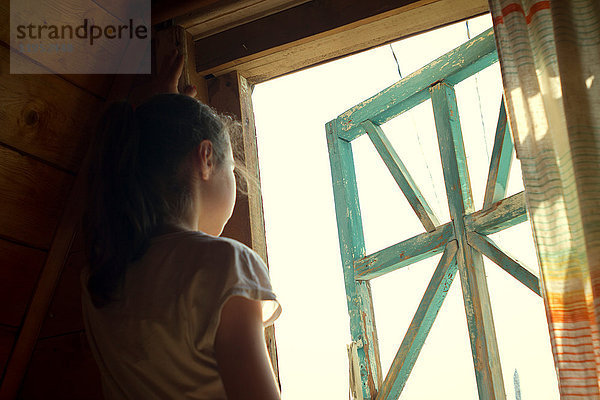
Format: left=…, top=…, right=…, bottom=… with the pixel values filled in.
left=215, top=296, right=281, bottom=400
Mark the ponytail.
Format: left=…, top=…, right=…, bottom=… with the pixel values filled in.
left=83, top=101, right=157, bottom=307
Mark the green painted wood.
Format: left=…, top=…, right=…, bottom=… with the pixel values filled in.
left=325, top=27, right=541, bottom=399
left=467, top=232, right=540, bottom=296
left=342, top=90, right=431, bottom=142
left=326, top=119, right=382, bottom=398
left=336, top=27, right=498, bottom=141
left=465, top=191, right=527, bottom=235
left=361, top=120, right=439, bottom=232
left=483, top=99, right=514, bottom=209
left=377, top=240, right=459, bottom=400
left=354, top=222, right=454, bottom=281
left=430, top=81, right=506, bottom=400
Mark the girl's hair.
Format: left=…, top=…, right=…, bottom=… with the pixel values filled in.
left=83, top=94, right=251, bottom=308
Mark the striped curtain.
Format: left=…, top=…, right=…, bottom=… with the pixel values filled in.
left=487, top=0, right=600, bottom=397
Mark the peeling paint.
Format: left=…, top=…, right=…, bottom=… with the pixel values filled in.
left=336, top=28, right=497, bottom=143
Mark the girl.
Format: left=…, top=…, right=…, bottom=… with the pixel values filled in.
left=81, top=52, right=282, bottom=399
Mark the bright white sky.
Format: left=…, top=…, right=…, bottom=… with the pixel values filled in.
left=251, top=14, right=559, bottom=400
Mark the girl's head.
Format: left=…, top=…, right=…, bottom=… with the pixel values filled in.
left=84, top=93, right=243, bottom=307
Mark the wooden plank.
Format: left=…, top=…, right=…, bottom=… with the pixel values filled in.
left=0, top=0, right=8, bottom=49
left=177, top=0, right=311, bottom=39
left=336, top=27, right=497, bottom=138
left=206, top=70, right=280, bottom=382
left=183, top=28, right=210, bottom=104
left=343, top=91, right=432, bottom=142
left=19, top=331, right=102, bottom=400
left=207, top=72, right=253, bottom=248
left=8, top=0, right=143, bottom=75
left=0, top=147, right=88, bottom=399
left=0, top=45, right=103, bottom=172
left=0, top=1, right=113, bottom=99
left=0, top=145, right=74, bottom=250
left=377, top=240, right=458, bottom=400
left=430, top=81, right=505, bottom=399
left=0, top=0, right=117, bottom=99
left=327, top=119, right=382, bottom=397
left=194, top=0, right=489, bottom=83
left=0, top=240, right=46, bottom=327
left=465, top=191, right=527, bottom=235
left=354, top=222, right=454, bottom=281
left=194, top=0, right=425, bottom=73
left=362, top=120, right=439, bottom=231
left=238, top=72, right=281, bottom=383
left=467, top=232, right=540, bottom=296
left=482, top=98, right=513, bottom=209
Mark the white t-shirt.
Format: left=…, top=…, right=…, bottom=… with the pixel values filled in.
left=81, top=230, right=281, bottom=399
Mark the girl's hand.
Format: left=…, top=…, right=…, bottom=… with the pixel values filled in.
left=154, top=50, right=197, bottom=98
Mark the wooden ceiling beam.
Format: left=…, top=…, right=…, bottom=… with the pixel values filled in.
left=153, top=0, right=310, bottom=37
left=175, top=0, right=311, bottom=39
left=193, top=0, right=489, bottom=84
left=194, top=0, right=426, bottom=75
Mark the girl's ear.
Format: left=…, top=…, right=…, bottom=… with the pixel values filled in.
left=197, top=140, right=214, bottom=180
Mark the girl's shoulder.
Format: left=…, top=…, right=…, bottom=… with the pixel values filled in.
left=149, top=230, right=265, bottom=271
left=151, top=229, right=253, bottom=252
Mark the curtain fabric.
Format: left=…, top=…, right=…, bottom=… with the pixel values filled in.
left=487, top=0, right=600, bottom=397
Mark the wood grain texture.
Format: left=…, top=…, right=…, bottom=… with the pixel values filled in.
left=0, top=145, right=74, bottom=250
left=207, top=70, right=280, bottom=380
left=0, top=46, right=102, bottom=172
left=482, top=98, right=513, bottom=209
left=8, top=0, right=142, bottom=75
left=194, top=0, right=424, bottom=71
left=431, top=82, right=505, bottom=399
left=467, top=232, right=540, bottom=296
left=235, top=73, right=280, bottom=381
left=183, top=29, right=210, bottom=104
left=354, top=222, right=454, bottom=281
left=194, top=0, right=488, bottom=83
left=337, top=27, right=497, bottom=140
left=0, top=240, right=46, bottom=327
left=0, top=0, right=8, bottom=49
left=465, top=191, right=527, bottom=235
left=19, top=331, right=102, bottom=400
left=177, top=0, right=310, bottom=39
left=0, top=0, right=115, bottom=99
left=327, top=119, right=382, bottom=397
left=0, top=131, right=91, bottom=399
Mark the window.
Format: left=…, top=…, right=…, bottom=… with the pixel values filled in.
left=253, top=14, right=558, bottom=399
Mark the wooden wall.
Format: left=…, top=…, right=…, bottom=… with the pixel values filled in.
left=0, top=6, right=247, bottom=397
left=0, top=0, right=114, bottom=395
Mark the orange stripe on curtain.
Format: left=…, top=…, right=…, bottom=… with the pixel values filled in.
left=488, top=0, right=600, bottom=398
left=492, top=1, right=551, bottom=25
